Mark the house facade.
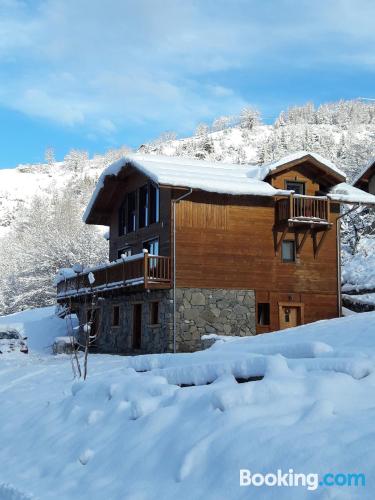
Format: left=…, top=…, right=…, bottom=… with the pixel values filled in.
left=56, top=152, right=375, bottom=354
left=354, top=158, right=375, bottom=194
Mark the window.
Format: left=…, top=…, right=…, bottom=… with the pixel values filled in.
left=150, top=302, right=159, bottom=325
left=127, top=191, right=137, bottom=233
left=149, top=183, right=159, bottom=224
left=118, top=183, right=159, bottom=236
left=282, top=240, right=296, bottom=262
left=285, top=181, right=305, bottom=195
left=139, top=184, right=149, bottom=228
left=118, top=201, right=126, bottom=236
left=257, top=303, right=270, bottom=325
left=118, top=247, right=132, bottom=259
left=143, top=238, right=159, bottom=255
left=112, top=305, right=120, bottom=327
left=133, top=304, right=142, bottom=349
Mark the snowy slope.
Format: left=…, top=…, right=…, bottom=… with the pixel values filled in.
left=142, top=122, right=375, bottom=181
left=0, top=157, right=110, bottom=238
left=1, top=307, right=375, bottom=499
left=0, top=306, right=68, bottom=353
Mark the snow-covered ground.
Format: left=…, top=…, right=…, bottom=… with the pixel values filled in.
left=342, top=236, right=375, bottom=300
left=1, top=308, right=375, bottom=499
left=0, top=306, right=67, bottom=353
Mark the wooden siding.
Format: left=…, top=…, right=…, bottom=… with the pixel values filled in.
left=174, top=191, right=339, bottom=332
left=269, top=164, right=321, bottom=195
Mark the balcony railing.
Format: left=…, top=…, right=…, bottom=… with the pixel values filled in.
left=56, top=252, right=171, bottom=298
left=275, top=194, right=330, bottom=227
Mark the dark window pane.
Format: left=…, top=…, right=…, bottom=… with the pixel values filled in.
left=282, top=240, right=295, bottom=262
left=143, top=238, right=159, bottom=255
left=285, top=181, right=305, bottom=195
left=257, top=303, right=270, bottom=325
left=112, top=305, right=120, bottom=327
left=150, top=302, right=159, bottom=325
left=118, top=201, right=126, bottom=236
left=118, top=247, right=132, bottom=259
left=149, top=184, right=159, bottom=224
left=133, top=304, right=142, bottom=349
left=127, top=191, right=137, bottom=233
left=139, top=185, right=149, bottom=228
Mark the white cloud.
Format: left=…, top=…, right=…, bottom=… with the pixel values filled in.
left=0, top=0, right=374, bottom=140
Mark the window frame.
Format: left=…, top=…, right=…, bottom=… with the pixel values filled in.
left=112, top=305, right=120, bottom=328
left=285, top=180, right=306, bottom=195
left=132, top=303, right=142, bottom=350
left=282, top=239, right=296, bottom=263
left=257, top=303, right=271, bottom=326
left=142, top=237, right=159, bottom=256
left=118, top=182, right=160, bottom=237
left=149, top=301, right=160, bottom=326
left=138, top=184, right=149, bottom=229
left=126, top=190, right=137, bottom=234
left=149, top=182, right=160, bottom=225
left=117, top=247, right=132, bottom=260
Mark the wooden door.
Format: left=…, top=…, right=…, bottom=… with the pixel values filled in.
left=132, top=304, right=142, bottom=349
left=278, top=303, right=303, bottom=330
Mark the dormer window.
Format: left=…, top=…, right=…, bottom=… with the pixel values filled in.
left=285, top=181, right=305, bottom=195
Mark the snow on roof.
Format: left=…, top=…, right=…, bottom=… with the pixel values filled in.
left=257, top=150, right=347, bottom=180
left=83, top=151, right=351, bottom=223
left=352, top=157, right=375, bottom=186
left=83, top=154, right=290, bottom=222
left=328, top=182, right=375, bottom=205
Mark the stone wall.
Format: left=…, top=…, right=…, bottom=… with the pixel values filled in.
left=76, top=287, right=256, bottom=355
left=174, top=288, right=256, bottom=352
left=77, top=289, right=173, bottom=355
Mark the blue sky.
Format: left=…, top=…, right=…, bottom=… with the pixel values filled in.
left=0, top=0, right=374, bottom=168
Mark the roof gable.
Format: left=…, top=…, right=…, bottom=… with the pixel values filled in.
left=259, top=151, right=346, bottom=184
left=353, top=158, right=375, bottom=189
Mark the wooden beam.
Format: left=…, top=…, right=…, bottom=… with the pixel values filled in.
left=312, top=230, right=328, bottom=258
left=274, top=227, right=288, bottom=255
left=296, top=229, right=309, bottom=256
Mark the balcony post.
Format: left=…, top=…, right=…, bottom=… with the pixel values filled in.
left=143, top=250, right=149, bottom=288
left=289, top=193, right=294, bottom=219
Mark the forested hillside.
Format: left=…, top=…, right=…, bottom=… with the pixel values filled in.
left=0, top=100, right=374, bottom=314
left=142, top=100, right=375, bottom=180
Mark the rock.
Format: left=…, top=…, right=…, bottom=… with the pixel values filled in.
left=191, top=292, right=206, bottom=306
left=183, top=308, right=200, bottom=321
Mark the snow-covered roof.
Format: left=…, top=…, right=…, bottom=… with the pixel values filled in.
left=328, top=183, right=375, bottom=205
left=83, top=154, right=291, bottom=222
left=83, top=152, right=356, bottom=224
left=352, top=157, right=375, bottom=186
left=256, top=150, right=347, bottom=180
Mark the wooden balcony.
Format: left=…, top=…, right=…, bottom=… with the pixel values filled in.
left=275, top=194, right=331, bottom=230
left=56, top=252, right=171, bottom=299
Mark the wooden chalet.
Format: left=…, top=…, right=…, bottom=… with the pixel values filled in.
left=353, top=158, right=375, bottom=194
left=56, top=151, right=375, bottom=354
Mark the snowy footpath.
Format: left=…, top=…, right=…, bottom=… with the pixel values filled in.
left=1, top=307, right=375, bottom=499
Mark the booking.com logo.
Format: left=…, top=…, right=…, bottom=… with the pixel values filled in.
left=240, top=469, right=366, bottom=491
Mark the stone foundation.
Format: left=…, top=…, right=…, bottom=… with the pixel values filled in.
left=174, top=288, right=256, bottom=352
left=75, top=287, right=256, bottom=354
